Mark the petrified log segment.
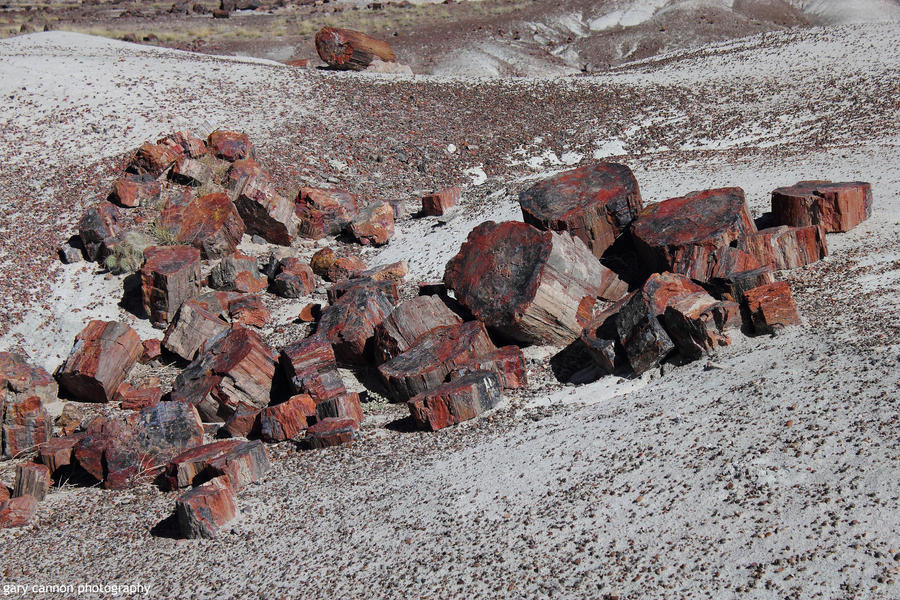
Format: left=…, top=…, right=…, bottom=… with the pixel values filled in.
left=738, top=225, right=828, bottom=271
left=159, top=192, right=246, bottom=259
left=259, top=394, right=310, bottom=442
left=357, top=261, right=409, bottom=282
left=209, top=251, right=267, bottom=293
left=221, top=407, right=260, bottom=439
left=2, top=395, right=51, bottom=459
left=450, top=346, right=527, bottom=390
left=13, top=462, right=51, bottom=501
left=315, top=392, right=363, bottom=426
left=279, top=336, right=347, bottom=402
left=520, top=162, right=643, bottom=259
left=163, top=300, right=229, bottom=361
left=631, top=188, right=757, bottom=279
left=130, top=141, right=179, bottom=177
left=170, top=326, right=278, bottom=422
left=56, top=320, right=142, bottom=403
left=310, top=248, right=336, bottom=277
left=141, top=339, right=162, bottom=364
left=421, top=187, right=460, bottom=216
left=272, top=258, right=316, bottom=299
left=225, top=158, right=266, bottom=196
left=235, top=175, right=297, bottom=245
left=373, top=295, right=462, bottom=363
left=112, top=173, right=161, bottom=208
left=164, top=439, right=242, bottom=490
left=444, top=221, right=626, bottom=345
left=347, top=201, right=395, bottom=246
left=140, top=245, right=202, bottom=327
left=158, top=130, right=207, bottom=159
left=39, top=434, right=84, bottom=474
left=205, top=440, right=271, bottom=491
left=114, top=382, right=162, bottom=411
left=663, top=295, right=741, bottom=361
left=176, top=477, right=238, bottom=539
left=295, top=187, right=360, bottom=239
left=207, top=130, right=254, bottom=162
left=408, top=371, right=502, bottom=432
left=315, top=27, right=396, bottom=71
left=316, top=287, right=396, bottom=365
left=581, top=293, right=635, bottom=375
left=327, top=277, right=398, bottom=304
left=743, top=281, right=801, bottom=334
left=0, top=352, right=58, bottom=408
left=170, top=156, right=214, bottom=187
left=78, top=202, right=121, bottom=261
left=378, top=321, right=497, bottom=403
left=705, top=267, right=775, bottom=303
left=0, top=496, right=37, bottom=528
left=303, top=418, right=357, bottom=449
left=771, top=181, right=873, bottom=233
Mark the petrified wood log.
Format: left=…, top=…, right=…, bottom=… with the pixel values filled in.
left=159, top=192, right=246, bottom=259
left=2, top=395, right=51, bottom=459
left=0, top=496, right=37, bottom=528
left=207, top=130, right=254, bottom=162
left=205, top=439, right=271, bottom=491
left=78, top=202, right=121, bottom=261
left=56, top=320, right=142, bottom=403
left=225, top=158, right=266, bottom=197
left=347, top=201, right=395, bottom=246
left=0, top=352, right=58, bottom=408
left=705, top=267, right=775, bottom=303
left=581, top=293, right=636, bottom=375
left=356, top=261, right=408, bottom=282
left=444, top=221, right=626, bottom=345
left=170, top=156, right=214, bottom=187
left=771, top=180, right=873, bottom=233
left=39, top=433, right=84, bottom=474
left=408, top=371, right=502, bottom=432
left=209, top=250, right=267, bottom=293
left=315, top=392, right=363, bottom=426
left=158, top=130, right=207, bottom=159
left=279, top=335, right=347, bottom=402
left=272, top=258, right=315, bottom=299
left=114, top=382, right=162, bottom=411
left=140, top=338, right=162, bottom=364
left=631, top=188, right=757, bottom=280
left=235, top=175, right=297, bottom=245
left=164, top=439, right=243, bottom=490
left=663, top=295, right=741, bottom=361
left=259, top=394, right=310, bottom=442
left=315, top=27, right=396, bottom=71
left=449, top=345, right=527, bottom=390
left=163, top=300, right=229, bottom=361
left=176, top=477, right=238, bottom=539
left=302, top=418, right=357, bottom=449
left=743, top=281, right=801, bottom=334
left=327, top=277, right=398, bottom=304
left=378, top=321, right=497, bottom=402
left=421, top=186, right=460, bottom=216
left=310, top=247, right=336, bottom=277
left=316, top=287, right=396, bottom=365
left=170, top=326, right=278, bottom=422
left=129, top=141, right=179, bottom=177
left=295, top=187, right=360, bottom=239
left=13, top=462, right=51, bottom=501
left=112, top=173, right=161, bottom=208
left=373, top=295, right=462, bottom=364
left=141, top=245, right=202, bottom=327
left=519, top=162, right=643, bottom=259
left=221, top=407, right=260, bottom=439
left=738, top=225, right=828, bottom=271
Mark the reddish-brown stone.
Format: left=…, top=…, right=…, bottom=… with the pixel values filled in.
left=236, top=175, right=297, bottom=245
left=13, top=462, right=51, bottom=501
left=743, top=281, right=801, bottom=334
left=373, top=295, right=462, bottom=363
left=444, top=221, right=626, bottom=345
left=227, top=294, right=270, bottom=328
left=421, top=186, right=460, bottom=216
left=78, top=202, right=121, bottom=261
left=114, top=382, right=162, bottom=411
left=302, top=418, right=357, bottom=449
left=315, top=27, right=396, bottom=70
left=39, top=434, right=84, bottom=474
left=316, top=287, right=396, bottom=365
left=347, top=201, right=395, bottom=246
left=159, top=192, right=246, bottom=259
left=0, top=496, right=37, bottom=528
left=175, top=477, right=238, bottom=539
left=771, top=180, right=873, bottom=233
left=0, top=484, right=7, bottom=503
left=207, top=130, right=253, bottom=162
left=225, top=158, right=266, bottom=196
left=326, top=277, right=399, bottom=305
left=112, top=173, right=161, bottom=208
left=295, top=187, right=360, bottom=239
left=520, top=162, right=643, bottom=259
left=259, top=394, right=311, bottom=442
left=581, top=293, right=635, bottom=375
left=280, top=336, right=347, bottom=402
left=55, top=403, right=83, bottom=437
left=631, top=188, right=757, bottom=279
left=164, top=291, right=270, bottom=361
left=315, top=392, right=363, bottom=425
left=1, top=395, right=51, bottom=459
left=310, top=248, right=336, bottom=278
left=130, top=141, right=179, bottom=177
left=705, top=267, right=775, bottom=303
left=408, top=371, right=502, bottom=431
left=140, top=245, right=202, bottom=327
left=450, top=346, right=527, bottom=390
left=221, top=407, right=261, bottom=439
left=164, top=439, right=243, bottom=490
left=209, top=251, right=267, bottom=293
left=205, top=439, right=271, bottom=490
left=378, top=321, right=497, bottom=402
left=0, top=352, right=58, bottom=408
left=170, top=325, right=278, bottom=422
left=298, top=303, right=323, bottom=323
left=56, top=320, right=142, bottom=403
left=326, top=255, right=367, bottom=282
left=158, top=130, right=207, bottom=159
left=140, top=338, right=162, bottom=364
left=273, top=258, right=316, bottom=299
left=663, top=294, right=741, bottom=361
left=738, top=225, right=828, bottom=271
left=356, top=261, right=409, bottom=282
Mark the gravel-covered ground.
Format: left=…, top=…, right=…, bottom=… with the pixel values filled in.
left=0, top=20, right=898, bottom=599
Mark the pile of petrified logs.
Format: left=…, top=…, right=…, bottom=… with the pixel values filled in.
left=4, top=144, right=872, bottom=537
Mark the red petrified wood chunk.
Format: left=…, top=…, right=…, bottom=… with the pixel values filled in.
left=221, top=407, right=261, bottom=439
left=373, top=295, right=462, bottom=364
left=743, top=281, right=801, bottom=334
left=347, top=201, right=395, bottom=246
left=0, top=495, right=38, bottom=528
left=0, top=352, right=58, bottom=408
left=663, top=293, right=741, bottom=361
left=302, top=418, right=358, bottom=449
left=112, top=173, right=161, bottom=208
left=316, top=286, right=396, bottom=365
left=114, top=382, right=163, bottom=411
left=130, top=141, right=180, bottom=177
left=13, top=462, right=51, bottom=501
left=706, top=267, right=775, bottom=303
left=225, top=158, right=266, bottom=196
left=170, top=156, right=215, bottom=187
left=450, top=346, right=528, bottom=390
left=209, top=251, right=267, bottom=293
left=164, top=439, right=243, bottom=490
left=56, top=320, right=142, bottom=403
left=295, top=187, right=360, bottom=239
left=2, top=395, right=51, bottom=459
left=235, top=175, right=298, bottom=245
left=38, top=433, right=85, bottom=474
left=327, top=277, right=398, bottom=305
left=519, top=162, right=643, bottom=259
left=444, top=220, right=626, bottom=345
left=738, top=225, right=828, bottom=271
left=159, top=192, right=246, bottom=259
left=315, top=27, right=396, bottom=71
left=581, top=293, right=634, bottom=375
left=421, top=186, right=460, bottom=216
left=408, top=371, right=503, bottom=431
left=140, top=245, right=202, bottom=327
left=205, top=440, right=271, bottom=491
left=0, top=484, right=7, bottom=503
left=78, top=202, right=121, bottom=261
left=310, top=248, right=336, bottom=277
left=279, top=336, right=347, bottom=402
left=170, top=326, right=278, bottom=422
left=273, top=258, right=316, bottom=299
left=378, top=321, right=497, bottom=402
left=315, top=392, right=363, bottom=425
left=207, top=130, right=254, bottom=162
left=158, top=130, right=207, bottom=159
left=175, top=477, right=238, bottom=539
left=631, top=187, right=757, bottom=280
left=259, top=394, right=310, bottom=442
left=140, top=338, right=162, bottom=364
left=771, top=180, right=873, bottom=233
left=356, top=261, right=409, bottom=282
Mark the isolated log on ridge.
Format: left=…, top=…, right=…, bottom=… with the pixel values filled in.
left=315, top=27, right=396, bottom=71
